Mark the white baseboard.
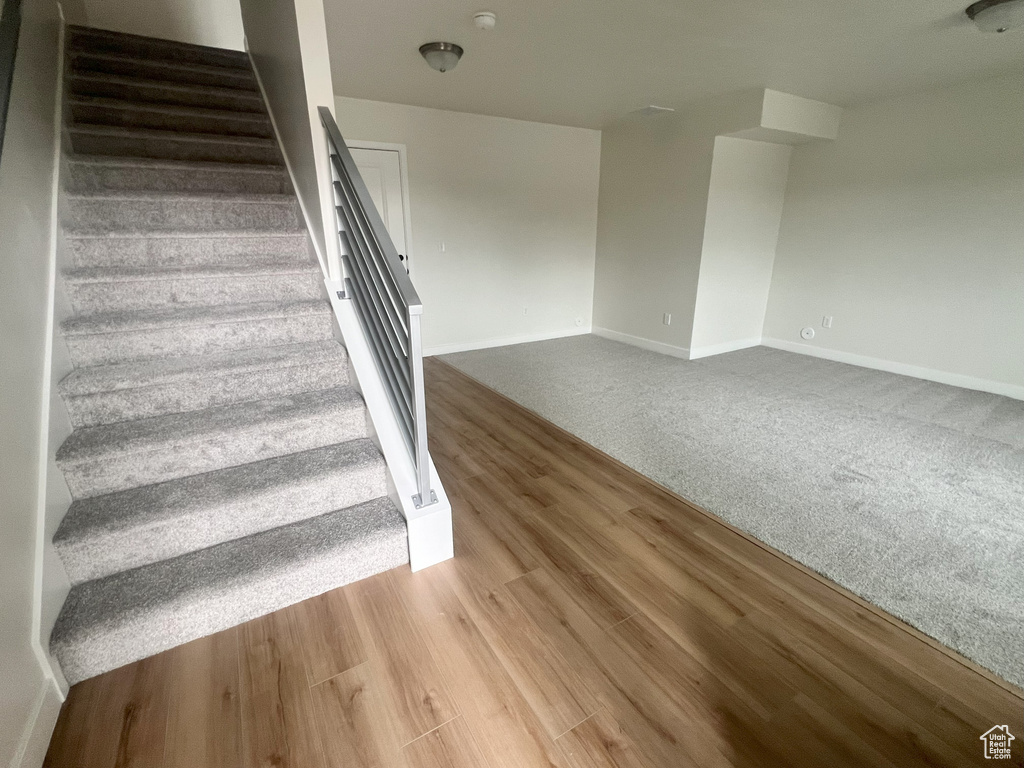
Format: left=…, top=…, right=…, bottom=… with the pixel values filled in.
left=688, top=337, right=762, bottom=360
left=592, top=326, right=690, bottom=360
left=12, top=679, right=63, bottom=768
left=762, top=337, right=1024, bottom=401
left=424, top=326, right=591, bottom=357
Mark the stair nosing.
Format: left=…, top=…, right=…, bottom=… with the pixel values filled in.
left=60, top=299, right=331, bottom=336
left=68, top=123, right=279, bottom=148
left=69, top=50, right=259, bottom=83
left=69, top=71, right=265, bottom=104
left=63, top=263, right=319, bottom=283
left=50, top=495, right=407, bottom=684
left=64, top=189, right=297, bottom=204
left=67, top=95, right=272, bottom=124
left=54, top=439, right=383, bottom=547
left=67, top=25, right=251, bottom=67
left=55, top=385, right=363, bottom=466
left=64, top=228, right=307, bottom=240
left=59, top=340, right=344, bottom=396
left=65, top=154, right=289, bottom=176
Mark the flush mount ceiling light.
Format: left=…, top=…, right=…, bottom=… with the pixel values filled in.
left=474, top=11, right=497, bottom=31
left=419, top=42, right=464, bottom=73
left=965, top=0, right=1024, bottom=32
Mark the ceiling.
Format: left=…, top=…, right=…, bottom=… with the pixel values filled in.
left=323, top=0, right=1023, bottom=129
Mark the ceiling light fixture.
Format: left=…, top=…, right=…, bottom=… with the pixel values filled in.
left=965, top=0, right=1024, bottom=32
left=474, top=11, right=497, bottom=31
left=419, top=42, right=464, bottom=73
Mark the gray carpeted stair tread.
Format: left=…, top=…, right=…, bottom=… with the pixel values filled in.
left=56, top=386, right=368, bottom=498
left=69, top=51, right=259, bottom=92
left=64, top=262, right=322, bottom=314
left=62, top=299, right=329, bottom=336
left=60, top=340, right=345, bottom=396
left=66, top=153, right=289, bottom=176
left=67, top=25, right=251, bottom=71
left=68, top=124, right=279, bottom=151
left=66, top=189, right=296, bottom=203
left=63, top=261, right=319, bottom=284
left=64, top=154, right=293, bottom=195
left=68, top=124, right=282, bottom=165
left=59, top=340, right=348, bottom=426
left=65, top=231, right=311, bottom=268
left=55, top=439, right=387, bottom=584
left=51, top=496, right=409, bottom=684
left=67, top=96, right=273, bottom=138
left=60, top=299, right=336, bottom=367
left=69, top=71, right=266, bottom=112
left=64, top=190, right=302, bottom=234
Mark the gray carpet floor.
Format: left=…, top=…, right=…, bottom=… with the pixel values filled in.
left=442, top=335, right=1024, bottom=688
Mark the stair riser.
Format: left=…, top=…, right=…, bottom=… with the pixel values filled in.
left=66, top=234, right=311, bottom=268
left=59, top=400, right=368, bottom=499
left=69, top=130, right=281, bottom=165
left=63, top=359, right=348, bottom=428
left=67, top=271, right=322, bottom=315
left=70, top=53, right=258, bottom=91
left=69, top=102, right=273, bottom=139
left=64, top=311, right=336, bottom=367
left=65, top=197, right=301, bottom=234
left=58, top=461, right=386, bottom=583
left=68, top=29, right=251, bottom=71
left=69, top=75, right=265, bottom=113
left=53, top=503, right=408, bottom=684
left=64, top=161, right=293, bottom=195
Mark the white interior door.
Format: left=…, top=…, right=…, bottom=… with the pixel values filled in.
left=349, top=146, right=410, bottom=272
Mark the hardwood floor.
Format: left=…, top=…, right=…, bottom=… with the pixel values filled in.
left=44, top=357, right=1024, bottom=767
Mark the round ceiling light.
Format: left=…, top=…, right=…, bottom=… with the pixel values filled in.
left=965, top=0, right=1024, bottom=32
left=419, top=42, right=464, bottom=73
left=474, top=11, right=497, bottom=31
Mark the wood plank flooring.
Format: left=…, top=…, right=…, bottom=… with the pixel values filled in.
left=44, top=357, right=1024, bottom=767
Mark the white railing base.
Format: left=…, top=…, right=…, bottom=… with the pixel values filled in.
left=328, top=281, right=453, bottom=571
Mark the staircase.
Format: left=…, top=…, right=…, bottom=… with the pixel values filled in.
left=50, top=26, right=409, bottom=685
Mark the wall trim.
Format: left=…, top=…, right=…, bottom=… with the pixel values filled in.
left=762, top=337, right=1024, bottom=401
left=688, top=336, right=762, bottom=360
left=425, top=326, right=590, bottom=357
left=592, top=326, right=690, bottom=360
left=245, top=42, right=328, bottom=277
left=33, top=5, right=69, bottom=696
left=12, top=678, right=63, bottom=768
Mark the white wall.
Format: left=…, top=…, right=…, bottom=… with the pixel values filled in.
left=591, top=113, right=714, bottom=356
left=1, top=0, right=74, bottom=764
left=81, top=0, right=244, bottom=49
left=591, top=90, right=838, bottom=358
left=334, top=96, right=602, bottom=355
left=764, top=72, right=1024, bottom=394
left=690, top=137, right=791, bottom=357
left=240, top=0, right=338, bottom=277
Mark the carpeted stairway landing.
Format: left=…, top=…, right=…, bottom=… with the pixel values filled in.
left=50, top=26, right=408, bottom=685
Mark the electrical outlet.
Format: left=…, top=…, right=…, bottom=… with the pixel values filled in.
left=822, top=316, right=833, bottom=329
left=663, top=313, right=672, bottom=326
left=575, top=317, right=582, bottom=327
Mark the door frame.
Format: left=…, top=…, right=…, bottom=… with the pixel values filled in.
left=345, top=139, right=416, bottom=283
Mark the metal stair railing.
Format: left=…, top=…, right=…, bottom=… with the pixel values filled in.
left=319, top=106, right=435, bottom=508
